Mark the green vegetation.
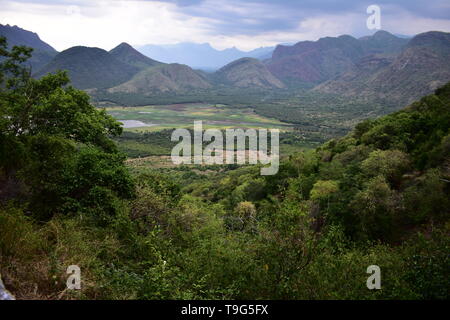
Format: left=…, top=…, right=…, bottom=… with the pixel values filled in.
left=95, top=87, right=393, bottom=148
left=1, top=39, right=449, bottom=300
left=87, top=30, right=450, bottom=151
left=113, top=128, right=310, bottom=159
left=0, top=39, right=134, bottom=219
left=105, top=103, right=289, bottom=132
left=105, top=103, right=308, bottom=158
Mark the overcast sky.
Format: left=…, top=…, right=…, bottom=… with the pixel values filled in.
left=1, top=0, right=450, bottom=51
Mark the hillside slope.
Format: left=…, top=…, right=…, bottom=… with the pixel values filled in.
left=315, top=31, right=450, bottom=106
left=137, top=42, right=274, bottom=70
left=0, top=24, right=57, bottom=71
left=215, top=57, right=285, bottom=89
left=109, top=42, right=162, bottom=70
left=108, top=63, right=212, bottom=94
left=266, top=31, right=408, bottom=85
left=35, top=46, right=140, bottom=89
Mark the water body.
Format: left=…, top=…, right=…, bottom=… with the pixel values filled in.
left=119, top=120, right=156, bottom=128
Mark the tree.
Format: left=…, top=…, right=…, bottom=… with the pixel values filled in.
left=361, top=149, right=410, bottom=186
left=0, top=37, right=133, bottom=220
left=351, top=176, right=397, bottom=240
left=235, top=201, right=257, bottom=231
left=310, top=180, right=339, bottom=201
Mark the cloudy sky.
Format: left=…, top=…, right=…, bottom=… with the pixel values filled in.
left=1, top=0, right=450, bottom=51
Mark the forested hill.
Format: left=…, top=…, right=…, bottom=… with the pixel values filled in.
left=0, top=38, right=448, bottom=300
left=189, top=81, right=450, bottom=243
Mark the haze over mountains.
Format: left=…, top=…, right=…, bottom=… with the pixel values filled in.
left=2, top=24, right=450, bottom=110
left=137, top=42, right=274, bottom=70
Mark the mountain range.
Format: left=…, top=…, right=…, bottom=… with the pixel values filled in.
left=136, top=42, right=274, bottom=70
left=34, top=45, right=142, bottom=89
left=2, top=24, right=450, bottom=110
left=32, top=40, right=283, bottom=92
left=266, top=30, right=409, bottom=84
left=314, top=31, right=450, bottom=106
left=0, top=23, right=57, bottom=71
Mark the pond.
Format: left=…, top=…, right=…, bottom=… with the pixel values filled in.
left=118, top=120, right=156, bottom=128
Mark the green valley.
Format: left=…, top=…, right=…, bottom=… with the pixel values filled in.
left=0, top=17, right=449, bottom=303
left=105, top=103, right=290, bottom=132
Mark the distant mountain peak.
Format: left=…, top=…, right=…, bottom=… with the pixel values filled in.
left=373, top=30, right=395, bottom=37
left=110, top=42, right=162, bottom=69
left=338, top=34, right=357, bottom=40
left=408, top=31, right=450, bottom=48
left=359, top=30, right=397, bottom=41
left=268, top=30, right=411, bottom=83
left=115, top=42, right=134, bottom=49
left=0, top=23, right=56, bottom=52
left=220, top=57, right=259, bottom=68
left=137, top=42, right=275, bottom=70
left=0, top=23, right=58, bottom=71
left=315, top=30, right=450, bottom=107
left=35, top=45, right=140, bottom=89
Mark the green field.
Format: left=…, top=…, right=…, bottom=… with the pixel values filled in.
left=104, top=103, right=292, bottom=132
left=104, top=103, right=316, bottom=159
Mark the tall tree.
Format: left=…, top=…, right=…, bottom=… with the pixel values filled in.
left=0, top=37, right=134, bottom=220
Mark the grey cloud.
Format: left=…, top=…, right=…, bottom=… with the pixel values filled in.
left=147, top=0, right=450, bottom=37
left=4, top=0, right=450, bottom=40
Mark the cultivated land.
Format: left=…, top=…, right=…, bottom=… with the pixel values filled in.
left=104, top=103, right=313, bottom=160
left=104, top=103, right=292, bottom=132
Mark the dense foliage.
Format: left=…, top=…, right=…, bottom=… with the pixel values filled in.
left=0, top=40, right=448, bottom=300
left=0, top=38, right=134, bottom=221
